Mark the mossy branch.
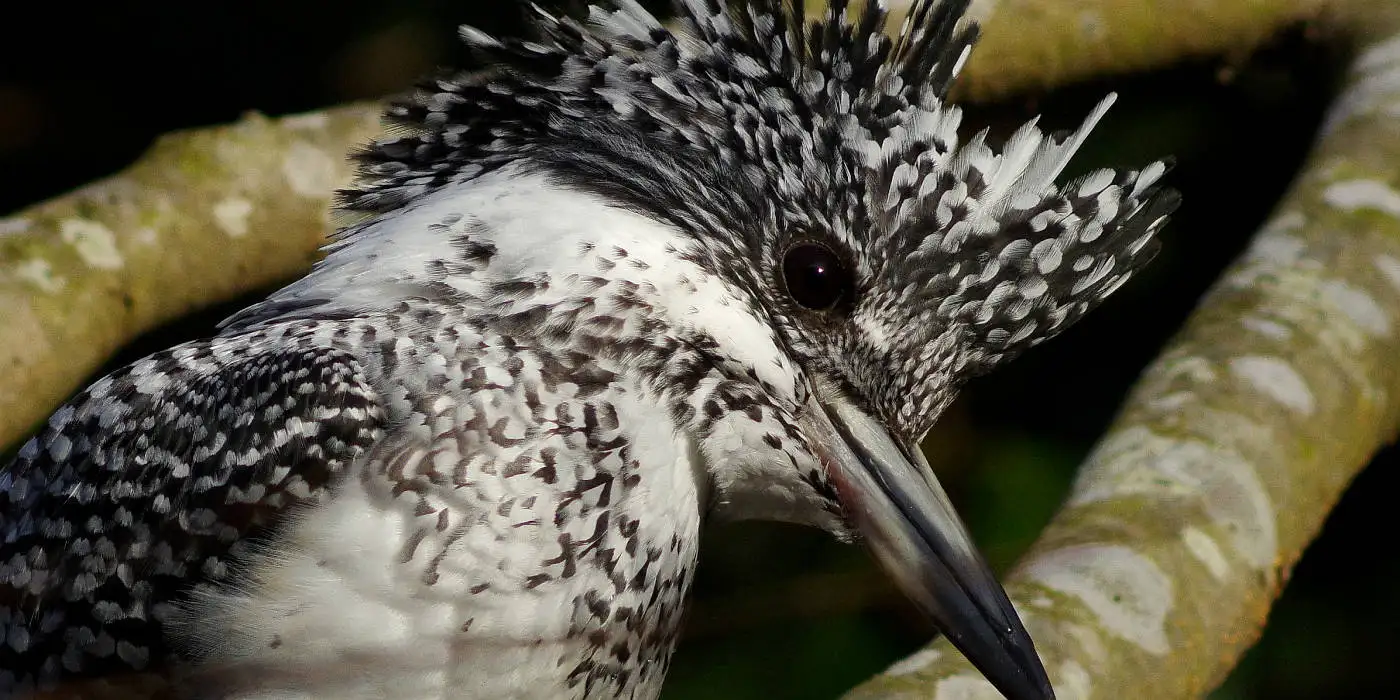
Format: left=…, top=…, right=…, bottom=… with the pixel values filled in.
left=845, top=2, right=1400, bottom=698
left=945, top=0, right=1329, bottom=101
left=0, top=105, right=385, bottom=449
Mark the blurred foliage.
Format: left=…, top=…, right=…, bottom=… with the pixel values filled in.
left=1, top=2, right=1393, bottom=698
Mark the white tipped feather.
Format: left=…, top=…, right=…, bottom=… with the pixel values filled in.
left=977, top=94, right=1117, bottom=218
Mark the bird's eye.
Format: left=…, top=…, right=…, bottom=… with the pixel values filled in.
left=781, top=242, right=853, bottom=311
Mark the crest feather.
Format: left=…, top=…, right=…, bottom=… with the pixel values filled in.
left=338, top=1, right=986, bottom=216
left=337, top=0, right=1177, bottom=375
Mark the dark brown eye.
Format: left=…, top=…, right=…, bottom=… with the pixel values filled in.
left=781, top=242, right=853, bottom=311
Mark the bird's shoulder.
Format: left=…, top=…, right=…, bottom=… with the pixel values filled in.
left=0, top=322, right=387, bottom=689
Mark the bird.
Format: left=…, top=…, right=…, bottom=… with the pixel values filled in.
left=0, top=0, right=1178, bottom=698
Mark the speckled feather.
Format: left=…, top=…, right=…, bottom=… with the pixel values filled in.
left=0, top=1, right=1177, bottom=698
left=0, top=327, right=386, bottom=691
left=3, top=287, right=738, bottom=698
left=338, top=0, right=1177, bottom=436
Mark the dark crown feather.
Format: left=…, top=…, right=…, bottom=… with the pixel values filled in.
left=339, top=0, right=1178, bottom=374
left=340, top=0, right=984, bottom=215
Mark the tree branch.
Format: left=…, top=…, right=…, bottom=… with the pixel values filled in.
left=944, top=0, right=1329, bottom=101
left=0, top=105, right=384, bottom=449
left=845, top=3, right=1400, bottom=698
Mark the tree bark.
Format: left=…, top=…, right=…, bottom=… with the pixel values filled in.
left=0, top=104, right=384, bottom=448
left=943, top=0, right=1330, bottom=101
left=845, top=2, right=1400, bottom=698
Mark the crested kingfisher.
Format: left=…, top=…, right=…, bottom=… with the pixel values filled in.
left=0, top=1, right=1177, bottom=698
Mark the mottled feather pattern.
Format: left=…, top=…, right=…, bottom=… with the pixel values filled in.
left=0, top=296, right=722, bottom=697
left=0, top=1, right=1176, bottom=697
left=177, top=303, right=708, bottom=699
left=1, top=168, right=830, bottom=697
left=0, top=326, right=385, bottom=692
left=876, top=159, right=1178, bottom=374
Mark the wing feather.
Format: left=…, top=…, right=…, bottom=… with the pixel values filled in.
left=0, top=330, right=386, bottom=691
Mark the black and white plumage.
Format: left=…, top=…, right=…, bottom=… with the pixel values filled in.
left=0, top=1, right=1178, bottom=699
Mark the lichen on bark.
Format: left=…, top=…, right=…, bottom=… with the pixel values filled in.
left=945, top=0, right=1331, bottom=101
left=0, top=104, right=384, bottom=449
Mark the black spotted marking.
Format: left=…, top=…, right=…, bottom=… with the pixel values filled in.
left=0, top=335, right=386, bottom=692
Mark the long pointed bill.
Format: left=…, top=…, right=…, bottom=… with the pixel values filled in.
left=803, top=389, right=1054, bottom=700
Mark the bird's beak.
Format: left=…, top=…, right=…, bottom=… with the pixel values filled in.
left=803, top=388, right=1054, bottom=700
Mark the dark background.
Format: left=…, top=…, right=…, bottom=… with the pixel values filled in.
left=1, top=2, right=1394, bottom=698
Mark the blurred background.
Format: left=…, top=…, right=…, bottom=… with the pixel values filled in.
left=0, top=1, right=1394, bottom=698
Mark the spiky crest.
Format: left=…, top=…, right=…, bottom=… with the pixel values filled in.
left=340, top=0, right=1178, bottom=385
left=341, top=1, right=978, bottom=216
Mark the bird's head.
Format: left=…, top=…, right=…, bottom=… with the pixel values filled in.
left=236, top=1, right=1177, bottom=698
